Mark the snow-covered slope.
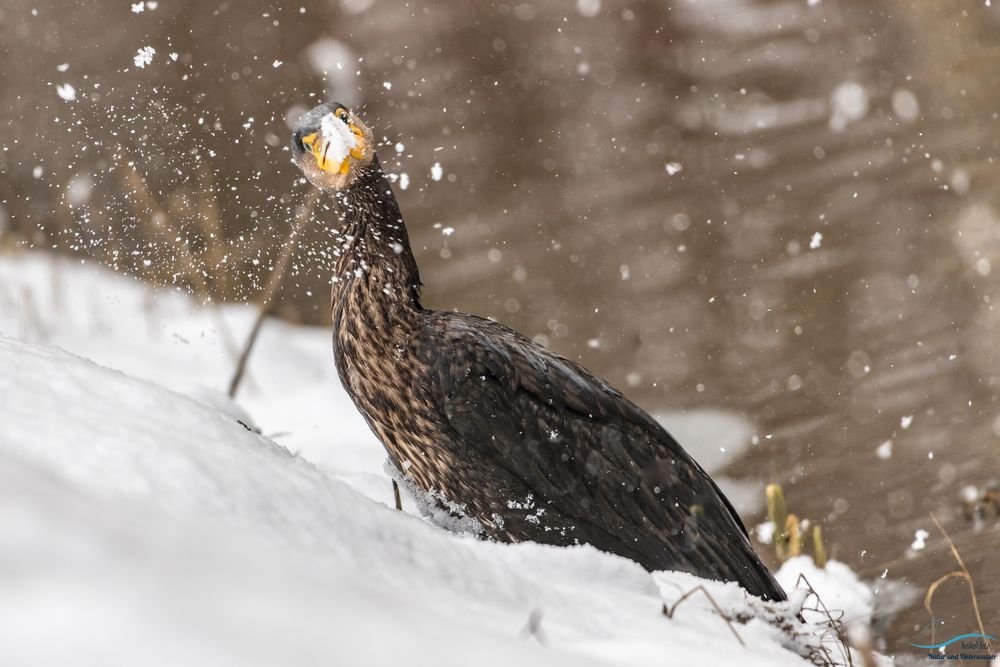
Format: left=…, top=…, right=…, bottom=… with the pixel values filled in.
left=0, top=253, right=877, bottom=666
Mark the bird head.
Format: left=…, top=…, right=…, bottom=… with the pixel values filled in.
left=291, top=102, right=374, bottom=191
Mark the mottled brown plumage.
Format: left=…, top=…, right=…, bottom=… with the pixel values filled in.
left=292, top=102, right=785, bottom=601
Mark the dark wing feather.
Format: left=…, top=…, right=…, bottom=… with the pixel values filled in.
left=431, top=313, right=785, bottom=601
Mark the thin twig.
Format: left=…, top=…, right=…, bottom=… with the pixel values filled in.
left=662, top=585, right=744, bottom=646
left=796, top=573, right=854, bottom=667
left=118, top=152, right=256, bottom=390
left=228, top=189, right=321, bottom=397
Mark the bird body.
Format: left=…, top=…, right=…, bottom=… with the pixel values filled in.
left=293, top=103, right=785, bottom=601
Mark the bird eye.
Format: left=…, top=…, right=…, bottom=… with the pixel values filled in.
left=334, top=107, right=350, bottom=124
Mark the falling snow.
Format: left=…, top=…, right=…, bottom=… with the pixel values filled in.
left=575, top=0, right=601, bottom=18
left=891, top=89, right=920, bottom=122
left=876, top=441, right=892, bottom=460
left=55, top=83, right=76, bottom=101
left=133, top=46, right=155, bottom=68
left=829, top=81, right=869, bottom=132
left=305, top=38, right=359, bottom=106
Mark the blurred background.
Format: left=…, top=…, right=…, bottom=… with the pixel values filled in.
left=2, top=0, right=999, bottom=659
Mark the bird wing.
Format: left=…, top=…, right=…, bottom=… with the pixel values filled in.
left=429, top=313, right=784, bottom=600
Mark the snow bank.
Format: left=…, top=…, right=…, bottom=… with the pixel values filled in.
left=0, top=337, right=604, bottom=667
left=0, top=254, right=383, bottom=494
left=777, top=556, right=874, bottom=633
left=0, top=253, right=876, bottom=666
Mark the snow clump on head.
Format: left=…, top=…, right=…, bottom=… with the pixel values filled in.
left=320, top=112, right=358, bottom=166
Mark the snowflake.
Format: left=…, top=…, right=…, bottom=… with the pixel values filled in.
left=134, top=46, right=156, bottom=68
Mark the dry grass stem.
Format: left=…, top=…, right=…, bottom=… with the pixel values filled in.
left=924, top=512, right=990, bottom=651
left=661, top=585, right=744, bottom=646
left=812, top=525, right=828, bottom=568
left=793, top=573, right=855, bottom=667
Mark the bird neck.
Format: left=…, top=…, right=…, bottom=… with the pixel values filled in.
left=329, top=156, right=422, bottom=315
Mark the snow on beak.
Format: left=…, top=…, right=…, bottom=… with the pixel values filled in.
left=302, top=108, right=366, bottom=175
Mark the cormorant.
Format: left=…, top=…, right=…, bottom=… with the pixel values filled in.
left=291, top=102, right=786, bottom=601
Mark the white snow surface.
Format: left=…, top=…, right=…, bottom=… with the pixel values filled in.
left=0, top=252, right=877, bottom=666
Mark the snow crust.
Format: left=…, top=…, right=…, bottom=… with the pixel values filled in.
left=0, top=253, right=879, bottom=666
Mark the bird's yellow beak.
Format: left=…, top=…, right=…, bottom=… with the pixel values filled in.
left=300, top=122, right=366, bottom=175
